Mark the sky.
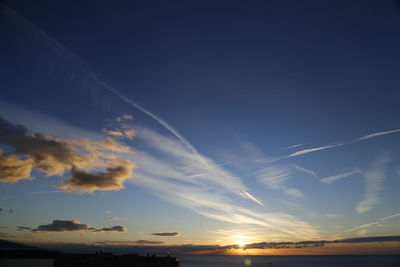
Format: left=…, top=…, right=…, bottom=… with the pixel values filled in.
left=0, top=0, right=400, bottom=255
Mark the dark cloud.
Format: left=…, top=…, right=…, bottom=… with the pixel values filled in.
left=31, top=219, right=127, bottom=233
left=0, top=116, right=75, bottom=175
left=339, top=236, right=400, bottom=243
left=0, top=208, right=3, bottom=212
left=29, top=235, right=400, bottom=255
left=32, top=220, right=90, bottom=232
left=92, top=226, right=127, bottom=233
left=59, top=161, right=134, bottom=193
left=151, top=232, right=180, bottom=237
left=134, top=240, right=163, bottom=245
left=17, top=226, right=32, bottom=231
left=95, top=240, right=164, bottom=246
left=241, top=235, right=400, bottom=250
left=0, top=116, right=135, bottom=192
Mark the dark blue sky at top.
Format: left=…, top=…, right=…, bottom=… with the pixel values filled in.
left=2, top=0, right=400, bottom=153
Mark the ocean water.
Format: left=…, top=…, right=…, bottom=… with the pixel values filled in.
left=0, top=259, right=54, bottom=267
left=178, top=255, right=400, bottom=267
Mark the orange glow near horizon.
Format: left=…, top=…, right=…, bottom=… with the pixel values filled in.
left=189, top=241, right=400, bottom=256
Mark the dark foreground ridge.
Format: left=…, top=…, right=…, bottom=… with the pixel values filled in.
left=54, top=252, right=180, bottom=267
left=0, top=250, right=180, bottom=267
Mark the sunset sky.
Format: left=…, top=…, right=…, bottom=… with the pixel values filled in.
left=0, top=0, right=399, bottom=255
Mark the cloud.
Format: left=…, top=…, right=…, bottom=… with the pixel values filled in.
left=282, top=144, right=303, bottom=150
left=380, top=213, right=400, bottom=220
left=126, top=128, right=318, bottom=241
left=287, top=142, right=347, bottom=158
left=358, top=129, right=400, bottom=141
left=32, top=220, right=90, bottom=232
left=92, top=226, right=127, bottom=232
left=108, top=217, right=120, bottom=221
left=242, top=190, right=264, bottom=206
left=151, top=232, right=180, bottom=237
left=0, top=150, right=34, bottom=183
left=324, top=214, right=338, bottom=218
left=241, top=235, right=400, bottom=250
left=116, top=114, right=133, bottom=122
left=133, top=127, right=256, bottom=202
left=343, top=212, right=400, bottom=234
left=58, top=160, right=135, bottom=193
left=103, top=128, right=135, bottom=139
left=320, top=169, right=361, bottom=184
left=263, top=128, right=400, bottom=163
left=94, top=240, right=164, bottom=246
left=0, top=116, right=74, bottom=175
left=0, top=116, right=135, bottom=193
left=27, top=190, right=63, bottom=195
left=0, top=4, right=202, bottom=164
left=256, top=165, right=303, bottom=197
left=357, top=229, right=369, bottom=236
left=31, top=219, right=127, bottom=233
left=292, top=164, right=317, bottom=178
left=17, top=226, right=32, bottom=231
left=356, top=154, right=390, bottom=213
left=44, top=235, right=400, bottom=254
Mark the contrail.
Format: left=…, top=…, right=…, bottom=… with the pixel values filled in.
left=1, top=4, right=199, bottom=157
left=1, top=4, right=263, bottom=205
left=242, top=190, right=264, bottom=206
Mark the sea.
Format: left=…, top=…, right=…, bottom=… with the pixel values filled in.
left=178, top=255, right=400, bottom=267
left=0, top=255, right=399, bottom=266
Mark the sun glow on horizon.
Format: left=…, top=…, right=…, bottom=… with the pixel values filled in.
left=237, top=240, right=246, bottom=248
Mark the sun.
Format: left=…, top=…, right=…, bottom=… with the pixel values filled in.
left=237, top=240, right=246, bottom=248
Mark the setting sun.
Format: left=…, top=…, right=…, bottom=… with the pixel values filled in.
left=237, top=240, right=246, bottom=248
left=1, top=1, right=400, bottom=267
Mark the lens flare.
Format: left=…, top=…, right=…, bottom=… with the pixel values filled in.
left=244, top=257, right=252, bottom=266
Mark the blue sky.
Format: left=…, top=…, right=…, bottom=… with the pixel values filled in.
left=0, top=0, right=400, bottom=254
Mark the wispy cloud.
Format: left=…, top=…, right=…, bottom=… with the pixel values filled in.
left=320, top=169, right=361, bottom=184
left=292, top=164, right=317, bottom=178
left=288, top=142, right=347, bottom=158
left=37, top=235, right=400, bottom=254
left=380, top=213, right=400, bottom=221
left=356, top=154, right=390, bottom=214
left=17, top=226, right=32, bottom=231
left=344, top=212, right=400, bottom=233
left=242, top=190, right=264, bottom=206
left=1, top=4, right=204, bottom=165
left=256, top=165, right=303, bottom=197
left=27, top=190, right=63, bottom=195
left=126, top=127, right=318, bottom=240
left=358, top=129, right=400, bottom=141
left=282, top=144, right=303, bottom=150
left=133, top=127, right=259, bottom=204
left=262, top=128, right=400, bottom=163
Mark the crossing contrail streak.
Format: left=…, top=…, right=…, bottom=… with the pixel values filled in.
left=1, top=4, right=200, bottom=157
left=1, top=4, right=264, bottom=206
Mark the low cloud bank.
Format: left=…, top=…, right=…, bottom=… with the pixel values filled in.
left=151, top=232, right=180, bottom=237
left=31, top=235, right=400, bottom=255
left=32, top=220, right=127, bottom=233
